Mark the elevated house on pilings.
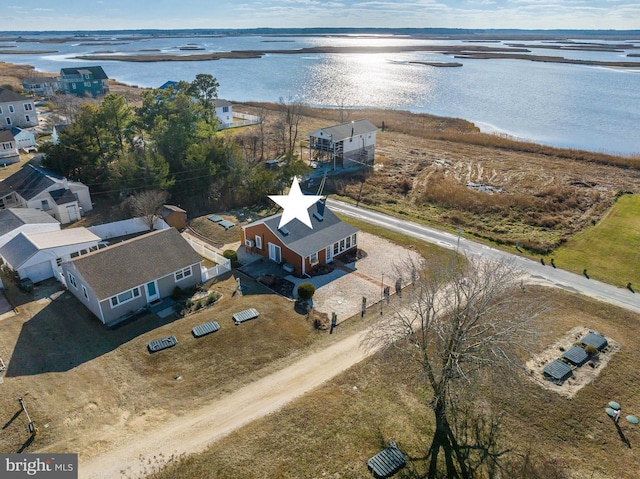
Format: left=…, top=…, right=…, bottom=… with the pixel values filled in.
left=307, top=119, right=378, bottom=174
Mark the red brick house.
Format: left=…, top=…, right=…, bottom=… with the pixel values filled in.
left=241, top=201, right=358, bottom=276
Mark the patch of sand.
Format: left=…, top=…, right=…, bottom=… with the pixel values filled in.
left=525, top=326, right=619, bottom=399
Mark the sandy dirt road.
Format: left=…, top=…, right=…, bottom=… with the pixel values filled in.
left=80, top=327, right=379, bottom=479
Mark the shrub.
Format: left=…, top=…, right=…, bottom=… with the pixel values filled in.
left=297, top=282, right=315, bottom=301
left=171, top=286, right=183, bottom=300
left=223, top=249, right=239, bottom=267
left=584, top=344, right=598, bottom=356
left=207, top=292, right=219, bottom=305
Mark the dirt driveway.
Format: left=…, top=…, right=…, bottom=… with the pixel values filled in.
left=287, top=231, right=422, bottom=321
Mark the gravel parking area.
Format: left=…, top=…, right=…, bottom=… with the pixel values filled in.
left=287, top=232, right=422, bottom=322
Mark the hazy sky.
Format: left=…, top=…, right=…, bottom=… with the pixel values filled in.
left=4, top=0, right=640, bottom=31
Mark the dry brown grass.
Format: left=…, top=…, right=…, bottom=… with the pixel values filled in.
left=0, top=273, right=324, bottom=457
left=131, top=286, right=640, bottom=479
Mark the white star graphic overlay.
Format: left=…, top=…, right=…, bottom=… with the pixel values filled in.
left=269, top=177, right=323, bottom=229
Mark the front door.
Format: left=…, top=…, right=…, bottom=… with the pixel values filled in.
left=326, top=245, right=333, bottom=263
left=268, top=243, right=282, bottom=263
left=146, top=281, right=160, bottom=302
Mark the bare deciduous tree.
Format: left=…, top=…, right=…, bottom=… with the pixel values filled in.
left=278, top=97, right=305, bottom=153
left=125, top=190, right=169, bottom=231
left=367, top=256, right=546, bottom=479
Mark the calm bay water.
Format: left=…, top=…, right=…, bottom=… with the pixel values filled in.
left=2, top=32, right=639, bottom=155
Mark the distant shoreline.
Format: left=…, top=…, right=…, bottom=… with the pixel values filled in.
left=68, top=44, right=640, bottom=69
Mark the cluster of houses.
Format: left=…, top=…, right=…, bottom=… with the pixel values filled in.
left=1, top=65, right=380, bottom=325
left=0, top=65, right=111, bottom=165
left=0, top=168, right=362, bottom=327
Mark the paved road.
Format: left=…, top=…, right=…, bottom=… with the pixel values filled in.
left=327, top=198, right=640, bottom=314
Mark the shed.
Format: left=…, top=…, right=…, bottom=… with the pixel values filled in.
left=161, top=205, right=187, bottom=230
left=581, top=332, right=608, bottom=351
left=542, top=359, right=573, bottom=382
left=367, top=442, right=407, bottom=479
left=562, top=346, right=589, bottom=366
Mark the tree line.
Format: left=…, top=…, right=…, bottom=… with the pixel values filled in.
left=40, top=74, right=309, bottom=214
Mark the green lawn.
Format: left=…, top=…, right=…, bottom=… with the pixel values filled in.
left=549, top=194, right=640, bottom=288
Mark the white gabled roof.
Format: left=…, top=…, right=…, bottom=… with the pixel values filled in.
left=0, top=228, right=100, bottom=269
left=26, top=228, right=101, bottom=249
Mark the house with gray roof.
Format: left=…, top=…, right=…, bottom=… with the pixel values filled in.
left=21, top=77, right=58, bottom=96
left=9, top=126, right=37, bottom=151
left=0, top=227, right=101, bottom=283
left=62, top=228, right=203, bottom=325
left=0, top=87, right=38, bottom=129
left=0, top=208, right=60, bottom=248
left=241, top=200, right=358, bottom=276
left=58, top=66, right=109, bottom=97
left=0, top=129, right=20, bottom=165
left=0, top=164, right=92, bottom=223
left=307, top=119, right=378, bottom=171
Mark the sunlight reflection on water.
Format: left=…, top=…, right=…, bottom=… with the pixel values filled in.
left=303, top=53, right=442, bottom=110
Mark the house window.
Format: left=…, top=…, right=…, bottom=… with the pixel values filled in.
left=340, top=239, right=345, bottom=252
left=82, top=285, right=89, bottom=299
left=222, top=106, right=229, bottom=113
left=0, top=106, right=2, bottom=114
left=70, top=251, right=79, bottom=258
left=8, top=105, right=14, bottom=113
left=5, top=117, right=11, bottom=126
left=24, top=103, right=33, bottom=111
left=84, top=82, right=91, bottom=87
left=175, top=267, right=193, bottom=281
left=110, top=287, right=141, bottom=308
left=41, top=199, right=50, bottom=211
left=72, top=83, right=77, bottom=89
left=333, top=242, right=339, bottom=255
left=2, top=142, right=12, bottom=150
left=68, top=272, right=77, bottom=289
left=25, top=115, right=30, bottom=123
left=255, top=235, right=262, bottom=250
left=310, top=252, right=318, bottom=265
left=56, top=258, right=63, bottom=266
left=352, top=233, right=357, bottom=246
left=346, top=236, right=351, bottom=249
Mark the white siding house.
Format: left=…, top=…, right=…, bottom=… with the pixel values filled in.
left=0, top=228, right=101, bottom=283
left=10, top=127, right=37, bottom=151
left=0, top=208, right=60, bottom=249
left=0, top=129, right=20, bottom=165
left=213, top=99, right=233, bottom=127
left=0, top=164, right=93, bottom=223
left=0, top=87, right=38, bottom=129
left=307, top=119, right=378, bottom=171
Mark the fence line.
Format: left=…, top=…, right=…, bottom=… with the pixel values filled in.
left=183, top=237, right=232, bottom=282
